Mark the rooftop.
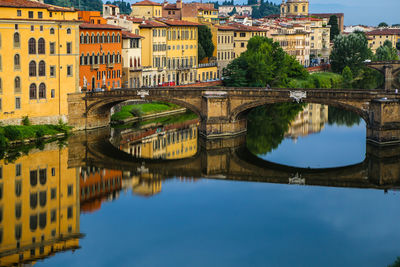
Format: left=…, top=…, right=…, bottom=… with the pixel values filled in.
left=0, top=0, right=75, bottom=11
left=132, top=0, right=162, bottom=6
left=157, top=19, right=201, bottom=26
left=80, top=23, right=122, bottom=30
left=122, top=30, right=144, bottom=39
left=366, top=28, right=400, bottom=35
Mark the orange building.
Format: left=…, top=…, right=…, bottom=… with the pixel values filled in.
left=79, top=11, right=123, bottom=91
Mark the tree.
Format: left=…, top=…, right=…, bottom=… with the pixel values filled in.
left=198, top=25, right=215, bottom=61
left=397, top=39, right=400, bottom=50
left=328, top=15, right=340, bottom=42
left=375, top=40, right=399, bottom=61
left=223, top=36, right=308, bottom=87
left=330, top=32, right=372, bottom=75
left=251, top=2, right=280, bottom=19
left=228, top=7, right=237, bottom=16
left=44, top=0, right=103, bottom=11
left=247, top=0, right=258, bottom=5
left=341, top=66, right=353, bottom=88
left=105, top=1, right=132, bottom=14
left=378, top=22, right=388, bottom=27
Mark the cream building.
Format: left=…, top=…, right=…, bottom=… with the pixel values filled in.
left=131, top=0, right=162, bottom=19
left=121, top=31, right=143, bottom=88
left=280, top=0, right=309, bottom=17
left=216, top=25, right=235, bottom=78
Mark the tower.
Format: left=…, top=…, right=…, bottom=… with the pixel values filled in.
left=280, top=0, right=309, bottom=17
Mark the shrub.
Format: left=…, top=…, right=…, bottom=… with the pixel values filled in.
left=130, top=107, right=142, bottom=117
left=3, top=126, right=22, bottom=141
left=22, top=116, right=31, bottom=126
left=35, top=128, right=45, bottom=138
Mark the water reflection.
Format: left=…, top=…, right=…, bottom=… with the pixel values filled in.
left=0, top=143, right=82, bottom=266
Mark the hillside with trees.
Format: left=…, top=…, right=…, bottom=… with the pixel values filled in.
left=44, top=0, right=102, bottom=11
left=251, top=0, right=280, bottom=19
left=105, top=1, right=132, bottom=14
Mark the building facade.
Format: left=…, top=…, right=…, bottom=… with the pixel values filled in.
left=366, top=28, right=400, bottom=53
left=216, top=25, right=235, bottom=78
left=121, top=31, right=143, bottom=88
left=280, top=0, right=309, bottom=17
left=131, top=0, right=162, bottom=19
left=0, top=0, right=80, bottom=125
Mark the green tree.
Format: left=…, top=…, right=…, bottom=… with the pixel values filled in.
left=327, top=106, right=361, bottom=126
left=375, top=40, right=399, bottom=61
left=228, top=7, right=237, bottom=16
left=105, top=1, right=132, bottom=14
left=397, top=39, right=400, bottom=50
left=223, top=36, right=308, bottom=87
left=44, top=0, right=103, bottom=11
left=330, top=32, right=372, bottom=75
left=198, top=25, right=215, bottom=61
left=251, top=1, right=280, bottom=19
left=342, top=66, right=353, bottom=88
left=378, top=22, right=388, bottom=27
left=328, top=15, right=340, bottom=42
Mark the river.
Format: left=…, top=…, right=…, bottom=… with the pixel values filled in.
left=1, top=104, right=400, bottom=267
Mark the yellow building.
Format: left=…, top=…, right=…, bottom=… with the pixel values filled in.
left=162, top=19, right=199, bottom=85
left=0, top=143, right=81, bottom=266
left=197, top=64, right=218, bottom=82
left=366, top=29, right=400, bottom=53
left=131, top=0, right=162, bottom=19
left=231, top=23, right=269, bottom=58
left=280, top=0, right=309, bottom=17
left=0, top=0, right=80, bottom=125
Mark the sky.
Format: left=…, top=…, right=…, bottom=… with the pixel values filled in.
left=118, top=0, right=400, bottom=26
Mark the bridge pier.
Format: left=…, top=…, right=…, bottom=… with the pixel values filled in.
left=199, top=92, right=247, bottom=139
left=367, top=99, right=400, bottom=144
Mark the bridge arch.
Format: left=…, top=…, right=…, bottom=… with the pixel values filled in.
left=230, top=99, right=371, bottom=126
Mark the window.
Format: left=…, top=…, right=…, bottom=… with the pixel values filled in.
left=29, top=38, right=36, bottom=54
left=50, top=66, right=55, bottom=77
left=31, top=25, right=34, bottom=32
left=51, top=209, right=56, bottom=222
left=15, top=224, right=22, bottom=240
left=15, top=97, right=20, bottom=109
left=17, top=10, right=21, bottom=16
left=15, top=24, right=18, bottom=30
left=39, top=191, right=46, bottom=207
left=50, top=28, right=55, bottom=34
left=50, top=42, right=55, bottom=55
left=38, top=61, right=45, bottom=76
left=66, top=42, right=72, bottom=54
left=39, top=83, right=46, bottom=99
left=38, top=12, right=43, bottom=18
left=15, top=180, right=22, bottom=197
left=51, top=168, right=55, bottom=176
left=29, top=61, right=36, bottom=77
left=67, top=65, right=72, bottom=76
left=0, top=166, right=2, bottom=179
left=67, top=206, right=73, bottom=219
left=15, top=203, right=21, bottom=219
left=51, top=188, right=56, bottom=199
left=29, top=84, right=37, bottom=100
left=38, top=38, right=45, bottom=54
left=14, top=54, right=20, bottom=70
left=67, top=185, right=73, bottom=196
left=40, top=25, right=43, bottom=32
left=51, top=89, right=55, bottom=98
left=28, top=11, right=33, bottom=18
left=67, top=28, right=71, bottom=34
left=14, top=77, right=21, bottom=93
left=13, top=33, right=20, bottom=48
left=16, top=164, right=21, bottom=177
left=30, top=214, right=37, bottom=231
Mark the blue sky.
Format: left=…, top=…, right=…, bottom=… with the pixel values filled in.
left=119, top=0, right=400, bottom=26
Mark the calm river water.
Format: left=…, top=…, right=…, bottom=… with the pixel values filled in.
left=1, top=103, right=400, bottom=267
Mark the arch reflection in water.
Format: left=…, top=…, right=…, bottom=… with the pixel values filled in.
left=246, top=103, right=366, bottom=168
left=0, top=143, right=82, bottom=266
left=110, top=118, right=199, bottom=160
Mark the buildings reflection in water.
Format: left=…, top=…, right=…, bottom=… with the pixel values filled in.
left=285, top=104, right=328, bottom=141
left=0, top=143, right=81, bottom=266
left=110, top=119, right=199, bottom=159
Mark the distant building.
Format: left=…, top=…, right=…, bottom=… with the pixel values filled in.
left=218, top=5, right=253, bottom=17
left=131, top=0, right=162, bottom=19
left=366, top=28, right=400, bottom=53
left=280, top=0, right=309, bottom=17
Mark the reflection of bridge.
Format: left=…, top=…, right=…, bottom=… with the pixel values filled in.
left=68, top=86, right=400, bottom=144
left=68, top=129, right=400, bottom=190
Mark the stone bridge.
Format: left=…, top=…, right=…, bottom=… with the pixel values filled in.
left=68, top=129, right=400, bottom=190
left=366, top=60, right=400, bottom=91
left=68, top=87, right=400, bottom=144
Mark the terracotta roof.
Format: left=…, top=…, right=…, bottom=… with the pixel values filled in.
left=80, top=23, right=122, bottom=30
left=366, top=29, right=400, bottom=35
left=139, top=20, right=167, bottom=28
left=122, top=30, right=143, bottom=39
left=0, top=0, right=75, bottom=11
left=132, top=0, right=162, bottom=6
left=157, top=19, right=201, bottom=26
left=228, top=23, right=268, bottom=32
left=215, top=25, right=236, bottom=31
left=104, top=4, right=118, bottom=8
left=310, top=13, right=344, bottom=18
left=163, top=3, right=179, bottom=10
left=118, top=15, right=144, bottom=23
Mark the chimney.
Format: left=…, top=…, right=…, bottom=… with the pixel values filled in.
left=176, top=0, right=182, bottom=9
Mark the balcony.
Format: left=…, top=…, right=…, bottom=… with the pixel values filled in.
left=198, top=62, right=218, bottom=68
left=129, top=66, right=142, bottom=72
left=91, top=64, right=100, bottom=70
left=107, top=63, right=114, bottom=69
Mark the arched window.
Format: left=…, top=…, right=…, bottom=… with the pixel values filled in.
left=96, top=53, right=99, bottom=64
left=89, top=54, right=93, bottom=65
left=130, top=57, right=133, bottom=68
left=80, top=53, right=84, bottom=65
left=39, top=83, right=46, bottom=99
left=29, top=61, right=36, bottom=77
left=39, top=212, right=46, bottom=229
left=14, top=77, right=21, bottom=93
left=107, top=33, right=110, bottom=43
left=67, top=28, right=71, bottom=34
left=38, top=61, right=45, bottom=76
left=80, top=34, right=84, bottom=44
left=28, top=38, right=36, bottom=54
left=117, top=53, right=120, bottom=63
left=0, top=78, right=2, bottom=94
left=38, top=38, right=45, bottom=54
left=14, top=54, right=20, bottom=70
left=111, top=53, right=115, bottom=63
left=112, top=33, right=115, bottom=43
left=14, top=32, right=20, bottom=48
left=15, top=180, right=22, bottom=197
left=100, top=53, right=104, bottom=64
left=86, top=33, right=90, bottom=44
left=30, top=214, right=37, bottom=231
left=29, top=83, right=37, bottom=99
left=39, top=191, right=46, bottom=207
left=84, top=53, right=88, bottom=65
left=101, top=33, right=105, bottom=43
left=15, top=203, right=21, bottom=219
left=91, top=33, right=95, bottom=44
left=15, top=224, right=22, bottom=240
left=30, top=193, right=37, bottom=209
left=50, top=28, right=55, bottom=34
left=106, top=52, right=110, bottom=64
left=117, top=33, right=120, bottom=43
left=96, top=33, right=100, bottom=43
left=91, top=53, right=95, bottom=65
left=134, top=57, right=137, bottom=68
